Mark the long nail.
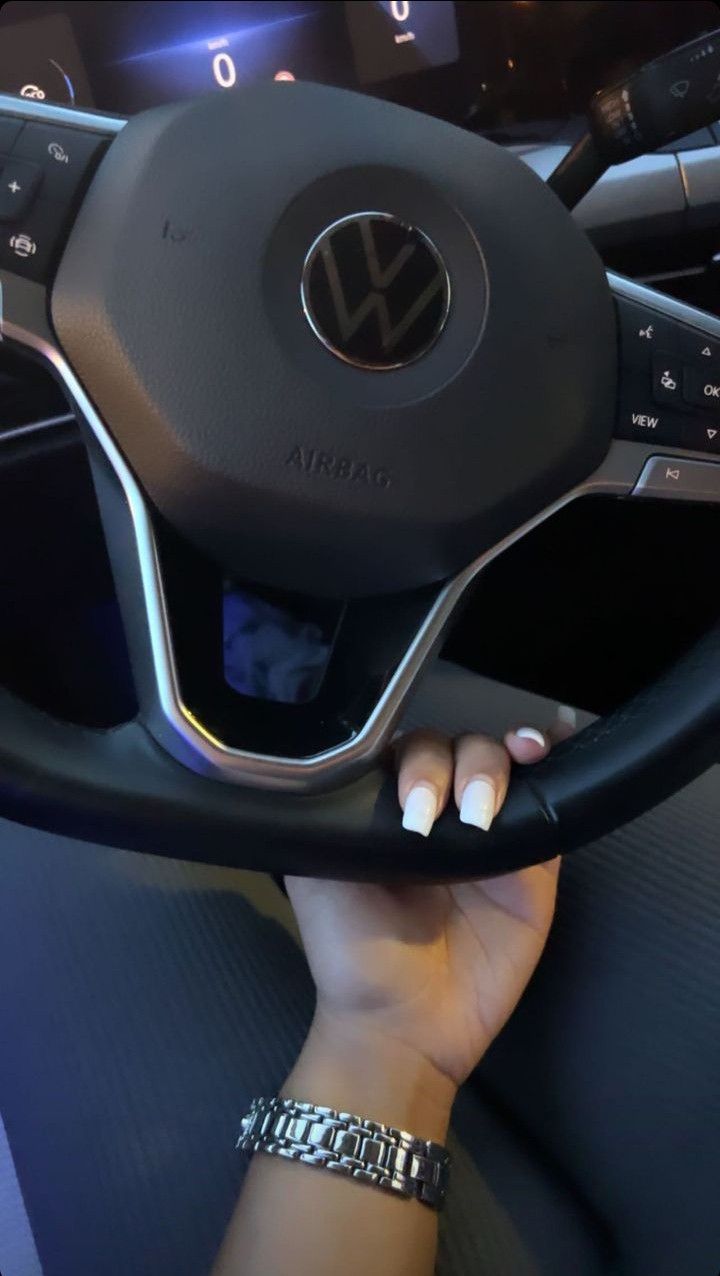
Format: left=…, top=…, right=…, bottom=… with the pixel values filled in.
left=402, top=785, right=438, bottom=837
left=515, top=727, right=546, bottom=748
left=459, top=777, right=496, bottom=832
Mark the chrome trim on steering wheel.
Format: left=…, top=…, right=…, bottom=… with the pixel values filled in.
left=0, top=92, right=126, bottom=133
left=607, top=270, right=720, bottom=336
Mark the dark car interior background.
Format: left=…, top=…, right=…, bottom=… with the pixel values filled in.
left=1, top=5, right=720, bottom=1276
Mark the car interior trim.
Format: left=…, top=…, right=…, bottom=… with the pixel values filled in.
left=0, top=92, right=126, bottom=133
left=0, top=411, right=76, bottom=444
left=607, top=269, right=720, bottom=333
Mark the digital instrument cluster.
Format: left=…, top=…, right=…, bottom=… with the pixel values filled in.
left=0, top=3, right=461, bottom=116
left=0, top=2, right=718, bottom=136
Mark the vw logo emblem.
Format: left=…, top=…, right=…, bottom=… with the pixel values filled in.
left=301, top=212, right=450, bottom=370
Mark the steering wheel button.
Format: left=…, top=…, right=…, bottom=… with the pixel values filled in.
left=682, top=420, right=720, bottom=454
left=615, top=411, right=681, bottom=444
left=652, top=352, right=686, bottom=407
left=616, top=379, right=684, bottom=445
left=0, top=197, right=60, bottom=281
left=0, top=157, right=42, bottom=221
left=633, top=455, right=720, bottom=502
left=679, top=329, right=720, bottom=366
left=10, top=121, right=108, bottom=203
left=615, top=298, right=677, bottom=370
left=683, top=366, right=720, bottom=411
left=0, top=117, right=22, bottom=153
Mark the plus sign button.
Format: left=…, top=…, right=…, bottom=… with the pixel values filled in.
left=0, top=156, right=41, bottom=220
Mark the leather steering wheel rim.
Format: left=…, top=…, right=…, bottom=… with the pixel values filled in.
left=0, top=617, right=719, bottom=880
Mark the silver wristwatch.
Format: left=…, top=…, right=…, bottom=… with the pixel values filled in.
left=236, top=1096, right=451, bottom=1209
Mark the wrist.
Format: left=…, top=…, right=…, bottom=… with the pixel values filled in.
left=282, top=1011, right=457, bottom=1145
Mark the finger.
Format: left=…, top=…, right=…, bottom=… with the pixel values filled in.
left=504, top=724, right=551, bottom=765
left=453, top=733, right=511, bottom=832
left=506, top=701, right=579, bottom=761
left=548, top=704, right=577, bottom=745
left=396, top=729, right=454, bottom=837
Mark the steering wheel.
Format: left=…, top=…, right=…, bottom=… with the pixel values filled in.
left=2, top=83, right=720, bottom=881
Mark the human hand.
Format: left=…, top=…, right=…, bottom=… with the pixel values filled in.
left=286, top=722, right=564, bottom=1095
left=222, top=723, right=569, bottom=1276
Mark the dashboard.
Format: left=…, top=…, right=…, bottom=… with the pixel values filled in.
left=0, top=1, right=718, bottom=139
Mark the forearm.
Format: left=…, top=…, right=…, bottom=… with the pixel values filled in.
left=212, top=1014, right=456, bottom=1276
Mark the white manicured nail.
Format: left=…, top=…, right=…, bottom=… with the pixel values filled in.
left=459, top=777, right=496, bottom=832
left=402, top=785, right=438, bottom=837
left=556, top=705, right=577, bottom=728
left=515, top=727, right=546, bottom=748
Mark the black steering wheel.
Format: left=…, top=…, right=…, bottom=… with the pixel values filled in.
left=2, top=83, right=720, bottom=881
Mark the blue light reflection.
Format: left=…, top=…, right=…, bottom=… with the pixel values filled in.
left=115, top=9, right=316, bottom=66
left=112, top=4, right=321, bottom=98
